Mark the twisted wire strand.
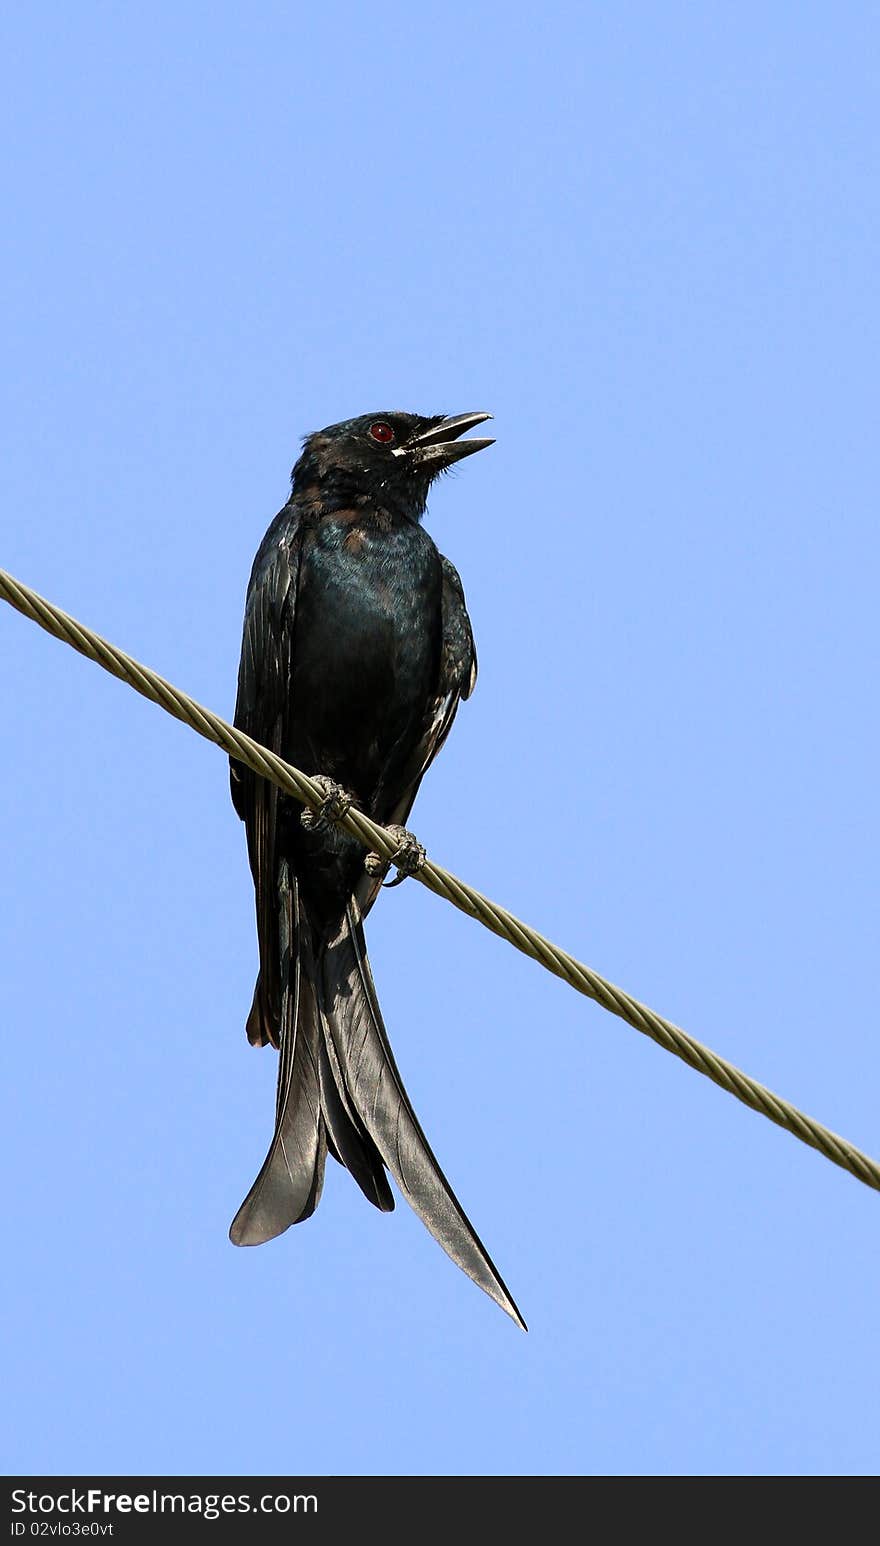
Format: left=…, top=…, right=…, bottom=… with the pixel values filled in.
left=2, top=562, right=878, bottom=1195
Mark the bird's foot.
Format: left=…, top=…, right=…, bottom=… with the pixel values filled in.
left=300, top=776, right=356, bottom=834
left=365, top=825, right=427, bottom=888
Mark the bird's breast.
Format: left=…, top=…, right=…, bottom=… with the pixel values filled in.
left=289, top=510, right=441, bottom=788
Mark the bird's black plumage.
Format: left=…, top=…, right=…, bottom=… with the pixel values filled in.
left=229, top=410, right=524, bottom=1328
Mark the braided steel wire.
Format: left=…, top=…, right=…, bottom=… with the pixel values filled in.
left=2, top=563, right=877, bottom=1195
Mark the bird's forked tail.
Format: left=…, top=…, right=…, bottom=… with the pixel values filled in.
left=230, top=870, right=525, bottom=1329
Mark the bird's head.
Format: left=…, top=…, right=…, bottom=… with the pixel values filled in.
left=291, top=411, right=494, bottom=517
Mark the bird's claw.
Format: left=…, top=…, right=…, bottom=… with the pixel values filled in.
left=300, top=776, right=355, bottom=833
left=365, top=825, right=427, bottom=887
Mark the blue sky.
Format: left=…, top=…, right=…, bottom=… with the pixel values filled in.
left=2, top=2, right=879, bottom=1477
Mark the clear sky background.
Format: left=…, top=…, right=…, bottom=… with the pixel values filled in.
left=2, top=2, right=878, bottom=1479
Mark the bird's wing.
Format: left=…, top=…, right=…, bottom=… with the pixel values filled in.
left=230, top=505, right=302, bottom=1047
left=356, top=554, right=476, bottom=915
left=424, top=551, right=478, bottom=764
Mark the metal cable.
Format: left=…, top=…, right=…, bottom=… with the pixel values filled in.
left=2, top=562, right=878, bottom=1195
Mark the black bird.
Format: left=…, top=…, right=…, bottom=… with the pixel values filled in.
left=229, top=411, right=524, bottom=1328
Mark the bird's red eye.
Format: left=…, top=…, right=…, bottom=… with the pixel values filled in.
left=369, top=422, right=395, bottom=444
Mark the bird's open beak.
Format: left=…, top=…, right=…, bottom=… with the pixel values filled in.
left=395, top=412, right=495, bottom=469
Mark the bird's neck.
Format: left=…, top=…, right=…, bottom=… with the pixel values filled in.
left=292, top=476, right=426, bottom=525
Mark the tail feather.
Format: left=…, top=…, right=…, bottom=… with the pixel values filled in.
left=320, top=905, right=526, bottom=1330
left=230, top=863, right=327, bottom=1245
left=232, top=876, right=525, bottom=1329
left=318, top=1030, right=395, bottom=1212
